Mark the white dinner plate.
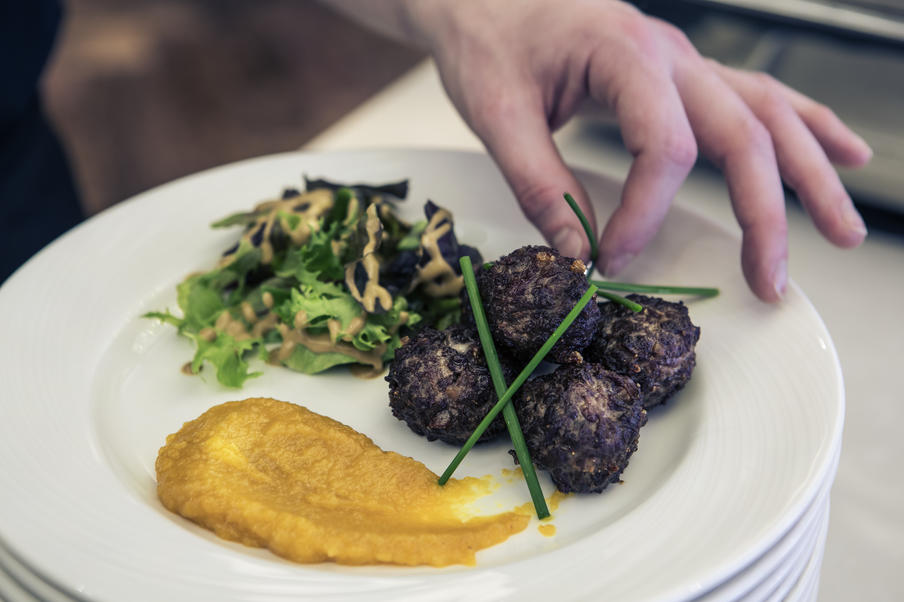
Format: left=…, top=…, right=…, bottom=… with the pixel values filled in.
left=747, top=501, right=826, bottom=602
left=0, top=149, right=844, bottom=602
left=695, top=440, right=838, bottom=602
left=783, top=502, right=831, bottom=602
left=0, top=558, right=37, bottom=602
left=0, top=539, right=75, bottom=602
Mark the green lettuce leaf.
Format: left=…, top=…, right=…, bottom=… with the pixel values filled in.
left=280, top=285, right=362, bottom=335
left=355, top=296, right=420, bottom=351
left=174, top=242, right=262, bottom=332
left=276, top=222, right=347, bottom=282
left=176, top=277, right=224, bottom=332
left=187, top=330, right=262, bottom=388
left=281, top=344, right=359, bottom=374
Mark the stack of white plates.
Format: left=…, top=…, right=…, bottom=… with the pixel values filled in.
left=0, top=150, right=843, bottom=601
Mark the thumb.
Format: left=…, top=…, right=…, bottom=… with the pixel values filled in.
left=470, top=96, right=597, bottom=262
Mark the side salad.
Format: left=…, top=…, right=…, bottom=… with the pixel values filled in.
left=146, top=177, right=481, bottom=387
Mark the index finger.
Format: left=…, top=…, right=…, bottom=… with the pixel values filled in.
left=466, top=82, right=599, bottom=261
left=590, top=53, right=699, bottom=276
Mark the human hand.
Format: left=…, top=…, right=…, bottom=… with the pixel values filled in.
left=408, top=0, right=872, bottom=301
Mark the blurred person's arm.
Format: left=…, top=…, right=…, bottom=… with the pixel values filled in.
left=322, top=0, right=871, bottom=302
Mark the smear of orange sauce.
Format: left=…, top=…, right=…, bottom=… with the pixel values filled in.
left=156, top=397, right=529, bottom=566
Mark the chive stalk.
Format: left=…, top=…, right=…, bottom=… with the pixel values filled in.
left=598, top=290, right=643, bottom=312
left=446, top=256, right=548, bottom=518
left=563, top=192, right=598, bottom=275
left=563, top=191, right=719, bottom=301
left=439, top=261, right=598, bottom=495
left=592, top=279, right=719, bottom=298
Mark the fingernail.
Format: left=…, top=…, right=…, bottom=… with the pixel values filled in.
left=843, top=203, right=868, bottom=238
left=603, top=251, right=636, bottom=277
left=773, top=258, right=787, bottom=300
left=552, top=228, right=584, bottom=260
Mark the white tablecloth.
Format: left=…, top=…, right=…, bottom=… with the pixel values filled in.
left=304, top=60, right=904, bottom=601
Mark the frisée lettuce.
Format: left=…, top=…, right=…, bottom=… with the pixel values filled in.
left=146, top=178, right=480, bottom=387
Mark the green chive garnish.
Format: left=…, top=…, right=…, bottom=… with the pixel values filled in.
left=440, top=258, right=599, bottom=516
left=598, top=290, right=643, bottom=312
left=563, top=191, right=719, bottom=301
left=591, top=280, right=719, bottom=298
left=563, top=192, right=598, bottom=274
left=443, top=256, right=548, bottom=518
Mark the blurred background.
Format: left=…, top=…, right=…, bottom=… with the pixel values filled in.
left=42, top=0, right=424, bottom=216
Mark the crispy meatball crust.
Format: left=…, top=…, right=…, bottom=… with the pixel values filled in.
left=473, top=245, right=600, bottom=364
left=514, top=363, right=645, bottom=494
left=386, top=324, right=513, bottom=445
left=584, top=294, right=700, bottom=409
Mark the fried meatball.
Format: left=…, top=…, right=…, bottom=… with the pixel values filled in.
left=583, top=294, right=700, bottom=409
left=471, top=245, right=600, bottom=364
left=514, top=363, right=645, bottom=494
left=386, top=324, right=515, bottom=444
